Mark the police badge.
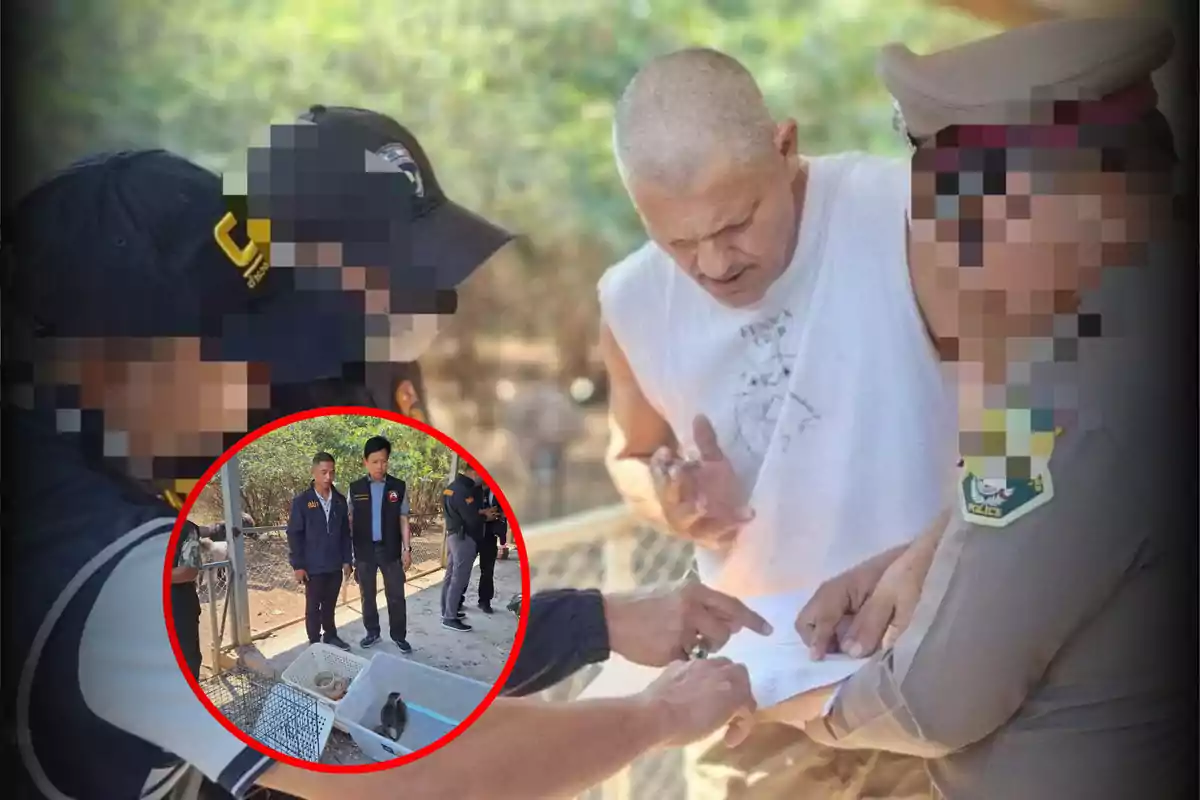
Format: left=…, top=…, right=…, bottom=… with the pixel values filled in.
left=375, top=143, right=425, bottom=198
left=387, top=490, right=399, bottom=503
left=958, top=467, right=1055, bottom=528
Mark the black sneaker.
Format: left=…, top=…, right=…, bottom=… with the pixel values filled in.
left=323, top=635, right=351, bottom=651
left=360, top=633, right=381, bottom=648
left=478, top=602, right=494, bottom=614
left=392, top=638, right=413, bottom=654
left=441, top=619, right=472, bottom=632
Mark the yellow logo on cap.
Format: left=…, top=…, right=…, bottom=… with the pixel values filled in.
left=214, top=211, right=270, bottom=289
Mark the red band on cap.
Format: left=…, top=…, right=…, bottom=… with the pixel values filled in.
left=1070, top=79, right=1159, bottom=125
left=934, top=79, right=1159, bottom=149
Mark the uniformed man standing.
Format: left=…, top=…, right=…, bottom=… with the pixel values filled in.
left=348, top=436, right=413, bottom=653
left=441, top=462, right=487, bottom=631
left=170, top=521, right=205, bottom=681
left=285, top=452, right=353, bottom=651
left=771, top=17, right=1192, bottom=800
left=472, top=483, right=508, bottom=614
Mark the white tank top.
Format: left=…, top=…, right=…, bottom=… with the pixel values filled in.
left=599, top=154, right=954, bottom=597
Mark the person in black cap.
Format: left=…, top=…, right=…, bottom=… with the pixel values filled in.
left=441, top=461, right=487, bottom=632
left=2, top=104, right=511, bottom=799
left=2, top=104, right=768, bottom=800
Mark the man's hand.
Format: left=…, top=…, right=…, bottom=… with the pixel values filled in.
left=639, top=658, right=757, bottom=748
left=402, top=550, right=413, bottom=571
left=605, top=581, right=772, bottom=667
left=756, top=683, right=838, bottom=728
left=294, top=569, right=308, bottom=585
left=842, top=534, right=940, bottom=656
left=796, top=524, right=945, bottom=660
left=795, top=549, right=900, bottom=660
left=649, top=415, right=754, bottom=550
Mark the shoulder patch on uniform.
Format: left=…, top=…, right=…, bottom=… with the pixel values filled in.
left=958, top=465, right=1055, bottom=528
left=443, top=488, right=455, bottom=496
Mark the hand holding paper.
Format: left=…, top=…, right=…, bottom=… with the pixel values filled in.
left=719, top=589, right=866, bottom=713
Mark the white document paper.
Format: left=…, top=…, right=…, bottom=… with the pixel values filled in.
left=719, top=589, right=864, bottom=708
left=578, top=589, right=864, bottom=712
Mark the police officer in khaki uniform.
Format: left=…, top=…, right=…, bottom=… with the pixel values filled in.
left=766, top=17, right=1191, bottom=800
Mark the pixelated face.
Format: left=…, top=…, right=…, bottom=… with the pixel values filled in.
left=236, top=123, right=457, bottom=366
left=909, top=125, right=1172, bottom=479
left=312, top=459, right=335, bottom=491
left=629, top=121, right=804, bottom=307
left=364, top=448, right=390, bottom=481
left=24, top=337, right=271, bottom=480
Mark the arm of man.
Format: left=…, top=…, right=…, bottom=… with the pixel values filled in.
left=398, top=493, right=412, bottom=567
left=69, top=524, right=278, bottom=796
left=398, top=493, right=410, bottom=544
left=257, top=695, right=667, bottom=800
left=258, top=657, right=754, bottom=800
left=444, top=486, right=466, bottom=534
left=503, top=588, right=611, bottom=697
left=284, top=495, right=305, bottom=572
left=804, top=430, right=1148, bottom=758
left=170, top=522, right=202, bottom=583
left=339, top=497, right=353, bottom=569
left=599, top=320, right=677, bottom=526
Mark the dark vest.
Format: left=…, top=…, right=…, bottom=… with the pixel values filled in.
left=348, top=474, right=407, bottom=562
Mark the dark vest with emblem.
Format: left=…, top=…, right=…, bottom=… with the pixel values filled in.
left=348, top=474, right=407, bottom=563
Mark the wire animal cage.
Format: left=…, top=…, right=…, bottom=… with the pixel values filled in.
left=201, top=667, right=334, bottom=763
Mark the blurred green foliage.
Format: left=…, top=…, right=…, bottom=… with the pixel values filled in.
left=203, top=415, right=453, bottom=525
left=18, top=0, right=997, bottom=345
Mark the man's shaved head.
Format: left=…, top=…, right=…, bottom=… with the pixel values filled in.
left=613, top=48, right=778, bottom=189
left=613, top=48, right=806, bottom=308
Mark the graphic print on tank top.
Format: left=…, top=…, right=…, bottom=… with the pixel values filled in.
left=733, top=310, right=821, bottom=461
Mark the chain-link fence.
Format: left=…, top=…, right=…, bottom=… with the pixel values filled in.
left=198, top=513, right=445, bottom=660
left=524, top=505, right=696, bottom=800
left=202, top=499, right=696, bottom=795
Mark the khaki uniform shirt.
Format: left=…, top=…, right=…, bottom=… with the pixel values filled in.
left=808, top=260, right=1192, bottom=799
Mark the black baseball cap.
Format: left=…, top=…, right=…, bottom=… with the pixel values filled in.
left=286, top=104, right=514, bottom=291
left=4, top=110, right=513, bottom=385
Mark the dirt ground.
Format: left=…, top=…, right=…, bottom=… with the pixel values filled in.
left=197, top=528, right=449, bottom=664
left=203, top=547, right=522, bottom=765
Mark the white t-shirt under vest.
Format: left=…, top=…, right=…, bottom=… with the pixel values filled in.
left=599, top=153, right=954, bottom=597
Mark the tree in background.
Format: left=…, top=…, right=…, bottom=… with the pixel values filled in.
left=194, top=416, right=454, bottom=526
left=12, top=0, right=999, bottom=434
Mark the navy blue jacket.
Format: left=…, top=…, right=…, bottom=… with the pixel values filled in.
left=286, top=483, right=352, bottom=575
left=503, top=588, right=611, bottom=697
left=443, top=472, right=486, bottom=542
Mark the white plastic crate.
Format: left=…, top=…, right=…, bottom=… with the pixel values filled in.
left=280, top=643, right=370, bottom=712
left=334, top=652, right=491, bottom=762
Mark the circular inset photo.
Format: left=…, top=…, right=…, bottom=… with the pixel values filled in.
left=164, top=407, right=527, bottom=771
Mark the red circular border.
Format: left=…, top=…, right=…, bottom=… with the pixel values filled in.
left=161, top=406, right=530, bottom=773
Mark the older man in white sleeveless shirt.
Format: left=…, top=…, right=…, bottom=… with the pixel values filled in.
left=597, top=47, right=952, bottom=798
